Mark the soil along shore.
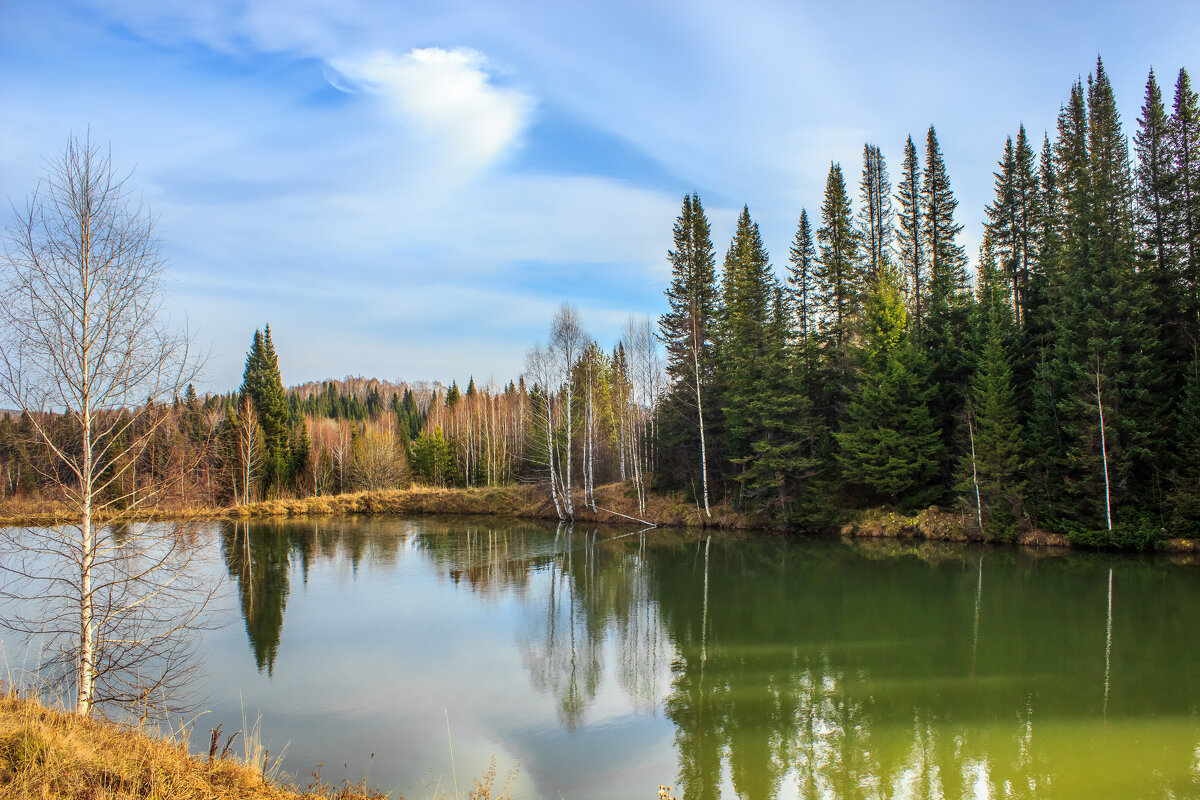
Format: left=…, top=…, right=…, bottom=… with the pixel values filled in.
left=2, top=482, right=1197, bottom=556
left=0, top=692, right=386, bottom=800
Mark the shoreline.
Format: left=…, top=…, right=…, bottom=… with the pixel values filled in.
left=2, top=482, right=1197, bottom=558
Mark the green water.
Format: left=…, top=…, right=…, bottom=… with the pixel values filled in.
left=195, top=518, right=1200, bottom=799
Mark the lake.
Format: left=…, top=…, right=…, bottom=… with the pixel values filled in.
left=21, top=516, right=1200, bottom=799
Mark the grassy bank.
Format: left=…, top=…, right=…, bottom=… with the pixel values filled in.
left=0, top=482, right=751, bottom=531
left=3, top=483, right=1197, bottom=556
left=0, top=692, right=386, bottom=799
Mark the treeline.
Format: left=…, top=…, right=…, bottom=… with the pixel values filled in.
left=2, top=57, right=1196, bottom=546
left=647, top=56, right=1200, bottom=544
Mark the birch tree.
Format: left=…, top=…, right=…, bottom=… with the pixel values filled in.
left=0, top=135, right=209, bottom=717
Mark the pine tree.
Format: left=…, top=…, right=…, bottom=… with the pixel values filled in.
left=659, top=193, right=718, bottom=513
left=836, top=262, right=942, bottom=510
left=896, top=135, right=924, bottom=339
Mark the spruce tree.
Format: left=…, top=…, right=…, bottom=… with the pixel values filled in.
left=1171, top=68, right=1200, bottom=337
left=1052, top=58, right=1159, bottom=533
left=984, top=135, right=1019, bottom=317
left=857, top=143, right=894, bottom=287
left=716, top=206, right=776, bottom=493
left=896, top=135, right=924, bottom=339
left=1168, top=351, right=1200, bottom=535
left=786, top=208, right=820, bottom=392
left=240, top=325, right=290, bottom=495
left=836, top=261, right=942, bottom=510
left=1136, top=68, right=1178, bottom=281
left=920, top=125, right=972, bottom=496
left=963, top=237, right=1026, bottom=537
left=742, top=286, right=825, bottom=525
left=1013, top=125, right=1042, bottom=324
left=814, top=163, right=862, bottom=428
left=659, top=193, right=718, bottom=512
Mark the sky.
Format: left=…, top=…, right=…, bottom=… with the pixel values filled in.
left=2, top=0, right=1198, bottom=393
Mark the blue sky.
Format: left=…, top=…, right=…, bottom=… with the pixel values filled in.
left=2, top=0, right=1197, bottom=392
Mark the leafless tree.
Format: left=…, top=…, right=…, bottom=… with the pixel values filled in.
left=349, top=419, right=405, bottom=490
left=0, top=134, right=210, bottom=717
left=549, top=304, right=587, bottom=518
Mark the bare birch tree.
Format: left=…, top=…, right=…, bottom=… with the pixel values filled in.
left=525, top=344, right=565, bottom=520
left=549, top=304, right=586, bottom=519
left=0, top=135, right=209, bottom=717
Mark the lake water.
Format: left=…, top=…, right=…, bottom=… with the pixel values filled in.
left=21, top=516, right=1200, bottom=799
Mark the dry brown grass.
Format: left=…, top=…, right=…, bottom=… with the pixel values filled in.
left=0, top=692, right=389, bottom=799
left=0, top=481, right=757, bottom=531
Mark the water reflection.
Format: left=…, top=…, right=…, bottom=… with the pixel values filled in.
left=214, top=519, right=1200, bottom=799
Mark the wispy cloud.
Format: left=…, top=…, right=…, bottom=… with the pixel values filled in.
left=329, top=48, right=534, bottom=175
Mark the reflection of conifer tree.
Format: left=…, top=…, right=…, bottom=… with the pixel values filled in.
left=220, top=521, right=290, bottom=675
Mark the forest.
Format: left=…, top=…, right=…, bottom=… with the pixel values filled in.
left=1, top=56, right=1197, bottom=547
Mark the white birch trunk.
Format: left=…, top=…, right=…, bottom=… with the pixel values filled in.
left=1097, top=366, right=1113, bottom=531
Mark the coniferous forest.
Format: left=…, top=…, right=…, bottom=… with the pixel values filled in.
left=2, top=57, right=1198, bottom=547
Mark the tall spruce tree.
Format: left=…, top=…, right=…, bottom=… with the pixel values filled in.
left=920, top=125, right=972, bottom=496
left=1013, top=126, right=1042, bottom=324
left=1169, top=69, right=1200, bottom=358
left=858, top=143, right=894, bottom=287
left=659, top=193, right=718, bottom=514
left=985, top=135, right=1020, bottom=318
left=787, top=208, right=820, bottom=389
left=896, top=135, right=925, bottom=340
left=1136, top=68, right=1178, bottom=282
left=814, top=163, right=862, bottom=428
left=716, top=206, right=776, bottom=495
left=241, top=325, right=291, bottom=495
left=1051, top=58, right=1159, bottom=533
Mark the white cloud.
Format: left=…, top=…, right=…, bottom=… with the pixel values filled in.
left=329, top=48, right=534, bottom=174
